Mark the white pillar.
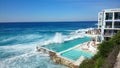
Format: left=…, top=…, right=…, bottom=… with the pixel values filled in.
left=112, top=11, right=114, bottom=28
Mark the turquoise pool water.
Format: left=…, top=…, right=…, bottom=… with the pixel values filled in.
left=61, top=49, right=93, bottom=60
left=42, top=36, right=91, bottom=52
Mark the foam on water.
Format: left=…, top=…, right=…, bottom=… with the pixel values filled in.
left=0, top=22, right=97, bottom=68
left=0, top=28, right=92, bottom=68
left=0, top=42, right=67, bottom=68
left=0, top=32, right=66, bottom=68
left=0, top=34, right=42, bottom=43
left=0, top=51, right=67, bottom=68
left=52, top=32, right=64, bottom=43
left=0, top=34, right=43, bottom=46
left=40, top=29, right=88, bottom=46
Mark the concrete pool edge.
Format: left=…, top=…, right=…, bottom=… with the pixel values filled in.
left=36, top=46, right=83, bottom=68
left=41, top=36, right=92, bottom=52
left=36, top=35, right=97, bottom=68
left=58, top=42, right=88, bottom=54
left=36, top=42, right=93, bottom=68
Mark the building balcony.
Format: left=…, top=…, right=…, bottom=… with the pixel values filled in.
left=103, top=33, right=114, bottom=37
left=114, top=26, right=120, bottom=28
left=105, top=22, right=112, bottom=28
left=103, top=30, right=118, bottom=37
left=105, top=13, right=113, bottom=20
left=114, top=12, right=120, bottom=20
left=114, top=21, right=120, bottom=28
left=105, top=25, right=112, bottom=28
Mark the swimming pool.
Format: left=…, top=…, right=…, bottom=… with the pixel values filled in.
left=61, top=49, right=93, bottom=60
left=42, top=36, right=91, bottom=52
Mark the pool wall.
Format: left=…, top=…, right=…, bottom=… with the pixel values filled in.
left=58, top=42, right=88, bottom=54
left=37, top=46, right=80, bottom=68
left=36, top=36, right=94, bottom=68
left=42, top=36, right=91, bottom=52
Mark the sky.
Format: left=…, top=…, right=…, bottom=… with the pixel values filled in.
left=0, top=0, right=120, bottom=22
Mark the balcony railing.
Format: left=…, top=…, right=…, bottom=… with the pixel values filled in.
left=104, top=32, right=116, bottom=37
left=114, top=26, right=120, bottom=28
left=105, top=25, right=112, bottom=28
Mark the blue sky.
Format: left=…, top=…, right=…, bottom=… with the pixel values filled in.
left=0, top=0, right=120, bottom=22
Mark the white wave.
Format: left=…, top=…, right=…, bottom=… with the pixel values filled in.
left=0, top=37, right=16, bottom=43
left=72, top=28, right=94, bottom=34
left=0, top=34, right=42, bottom=43
left=52, top=32, right=64, bottom=43
left=39, top=28, right=94, bottom=46
left=0, top=51, right=48, bottom=68
left=18, top=34, right=42, bottom=40
left=0, top=46, right=68, bottom=68
left=0, top=51, right=67, bottom=68
left=3, top=51, right=48, bottom=62
left=0, top=41, right=41, bottom=50
left=40, top=31, right=85, bottom=46
left=67, top=28, right=93, bottom=40
left=41, top=32, right=64, bottom=45
left=64, top=33, right=84, bottom=41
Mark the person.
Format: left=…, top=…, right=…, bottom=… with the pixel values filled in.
left=87, top=42, right=90, bottom=48
left=92, top=39, right=96, bottom=46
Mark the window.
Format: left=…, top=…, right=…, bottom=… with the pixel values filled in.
left=105, top=13, right=113, bottom=20
left=104, top=37, right=111, bottom=41
left=114, top=21, right=120, bottom=28
left=105, top=22, right=112, bottom=28
left=114, top=12, right=120, bottom=20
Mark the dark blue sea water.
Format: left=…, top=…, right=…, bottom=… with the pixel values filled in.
left=0, top=21, right=97, bottom=68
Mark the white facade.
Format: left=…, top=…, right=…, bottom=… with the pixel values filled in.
left=98, top=8, right=120, bottom=42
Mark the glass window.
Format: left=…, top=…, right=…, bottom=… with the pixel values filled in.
left=114, top=12, right=120, bottom=20
left=105, top=13, right=113, bottom=20
left=99, top=18, right=101, bottom=20
left=114, top=21, right=120, bottom=28
left=105, top=22, right=112, bottom=28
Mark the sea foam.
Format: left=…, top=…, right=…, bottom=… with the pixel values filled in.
left=39, top=28, right=91, bottom=46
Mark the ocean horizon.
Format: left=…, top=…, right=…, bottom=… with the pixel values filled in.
left=0, top=21, right=97, bottom=68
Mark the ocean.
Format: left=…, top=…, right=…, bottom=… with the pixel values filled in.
left=0, top=21, right=97, bottom=68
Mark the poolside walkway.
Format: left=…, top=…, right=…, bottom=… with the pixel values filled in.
left=114, top=51, right=120, bottom=68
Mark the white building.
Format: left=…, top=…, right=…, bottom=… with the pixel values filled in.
left=98, top=8, right=120, bottom=42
